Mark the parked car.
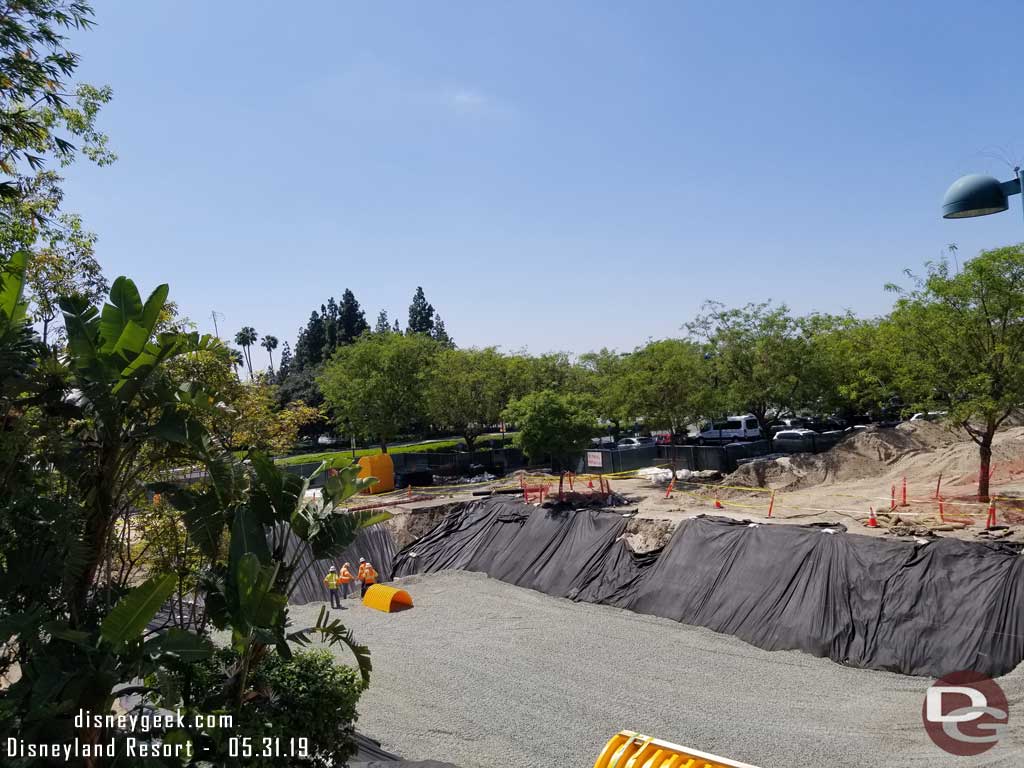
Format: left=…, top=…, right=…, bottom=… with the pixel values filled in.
left=696, top=415, right=762, bottom=444
left=769, top=417, right=809, bottom=435
left=620, top=436, right=656, bottom=448
left=616, top=436, right=656, bottom=449
left=773, top=428, right=818, bottom=441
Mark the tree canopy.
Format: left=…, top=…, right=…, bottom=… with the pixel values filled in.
left=687, top=301, right=810, bottom=440
left=503, top=390, right=598, bottom=469
left=886, top=245, right=1024, bottom=499
left=318, top=331, right=439, bottom=451
left=425, top=346, right=508, bottom=450
left=407, top=285, right=435, bottom=335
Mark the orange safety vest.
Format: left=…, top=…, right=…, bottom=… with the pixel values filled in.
left=363, top=565, right=377, bottom=585
left=339, top=565, right=353, bottom=584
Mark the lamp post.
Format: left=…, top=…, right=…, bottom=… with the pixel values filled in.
left=942, top=168, right=1024, bottom=220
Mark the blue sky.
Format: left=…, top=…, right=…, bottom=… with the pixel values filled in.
left=63, top=0, right=1024, bottom=356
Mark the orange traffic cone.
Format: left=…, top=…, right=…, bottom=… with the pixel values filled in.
left=866, top=507, right=879, bottom=528
left=986, top=501, right=997, bottom=529
left=588, top=479, right=594, bottom=489
left=714, top=492, right=723, bottom=509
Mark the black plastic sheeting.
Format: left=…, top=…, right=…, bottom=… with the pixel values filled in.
left=286, top=523, right=397, bottom=605
left=392, top=497, right=1024, bottom=678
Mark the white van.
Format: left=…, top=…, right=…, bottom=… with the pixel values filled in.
left=696, top=415, right=762, bottom=444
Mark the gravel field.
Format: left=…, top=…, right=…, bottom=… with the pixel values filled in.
left=292, top=571, right=1024, bottom=768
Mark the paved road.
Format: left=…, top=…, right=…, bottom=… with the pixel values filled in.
left=293, top=571, right=1024, bottom=768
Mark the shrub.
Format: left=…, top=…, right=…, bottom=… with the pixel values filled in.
left=252, top=648, right=363, bottom=764
left=176, top=647, right=363, bottom=767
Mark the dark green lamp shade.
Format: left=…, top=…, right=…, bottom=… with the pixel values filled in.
left=942, top=174, right=1008, bottom=218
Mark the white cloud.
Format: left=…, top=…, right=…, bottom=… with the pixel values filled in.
left=447, top=88, right=487, bottom=111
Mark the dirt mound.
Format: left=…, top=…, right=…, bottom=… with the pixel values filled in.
left=727, top=422, right=960, bottom=491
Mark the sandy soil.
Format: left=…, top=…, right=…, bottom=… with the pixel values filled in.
left=619, top=422, right=1024, bottom=546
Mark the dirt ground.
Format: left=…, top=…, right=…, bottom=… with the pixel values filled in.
left=616, top=422, right=1024, bottom=548
left=372, top=421, right=1024, bottom=553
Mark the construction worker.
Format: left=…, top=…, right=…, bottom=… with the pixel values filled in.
left=322, top=565, right=342, bottom=609
left=356, top=558, right=367, bottom=597
left=360, top=559, right=378, bottom=593
left=339, top=561, right=354, bottom=600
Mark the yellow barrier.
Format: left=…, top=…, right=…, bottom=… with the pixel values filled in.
left=593, top=731, right=760, bottom=768
left=358, top=453, right=395, bottom=494
left=362, top=584, right=413, bottom=613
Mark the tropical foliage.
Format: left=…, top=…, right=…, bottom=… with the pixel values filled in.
left=0, top=256, right=388, bottom=765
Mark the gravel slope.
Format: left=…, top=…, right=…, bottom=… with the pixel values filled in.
left=292, top=571, right=1024, bottom=768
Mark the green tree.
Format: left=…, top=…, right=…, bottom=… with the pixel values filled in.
left=619, top=339, right=716, bottom=436
left=261, top=333, right=279, bottom=373
left=277, top=339, right=293, bottom=376
left=431, top=313, right=454, bottom=347
left=55, top=276, right=223, bottom=614
left=0, top=2, right=115, bottom=344
left=887, top=245, right=1024, bottom=500
left=321, top=297, right=338, bottom=359
left=688, top=301, right=809, bottom=442
left=319, top=331, right=439, bottom=452
left=0, top=171, right=108, bottom=343
left=503, top=389, right=598, bottom=472
left=374, top=309, right=392, bottom=334
left=228, top=376, right=321, bottom=455
left=0, top=2, right=115, bottom=189
left=577, top=348, right=629, bottom=436
left=425, top=347, right=507, bottom=450
left=294, top=309, right=326, bottom=369
left=276, top=364, right=324, bottom=417
left=234, top=325, right=258, bottom=378
left=407, top=285, right=435, bottom=334
left=801, top=313, right=901, bottom=419
left=339, top=287, right=369, bottom=343
left=227, top=345, right=244, bottom=376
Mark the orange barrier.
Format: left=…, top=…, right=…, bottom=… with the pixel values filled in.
left=358, top=453, right=395, bottom=494
left=362, top=584, right=413, bottom=613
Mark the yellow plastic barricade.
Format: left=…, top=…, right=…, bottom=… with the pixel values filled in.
left=358, top=453, right=395, bottom=494
left=362, top=584, right=413, bottom=613
left=593, top=731, right=761, bottom=768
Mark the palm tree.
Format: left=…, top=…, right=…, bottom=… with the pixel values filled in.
left=228, top=347, right=245, bottom=377
left=261, top=334, right=279, bottom=374
left=234, top=327, right=258, bottom=379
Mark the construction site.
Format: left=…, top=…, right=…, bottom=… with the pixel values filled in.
left=286, top=420, right=1024, bottom=767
